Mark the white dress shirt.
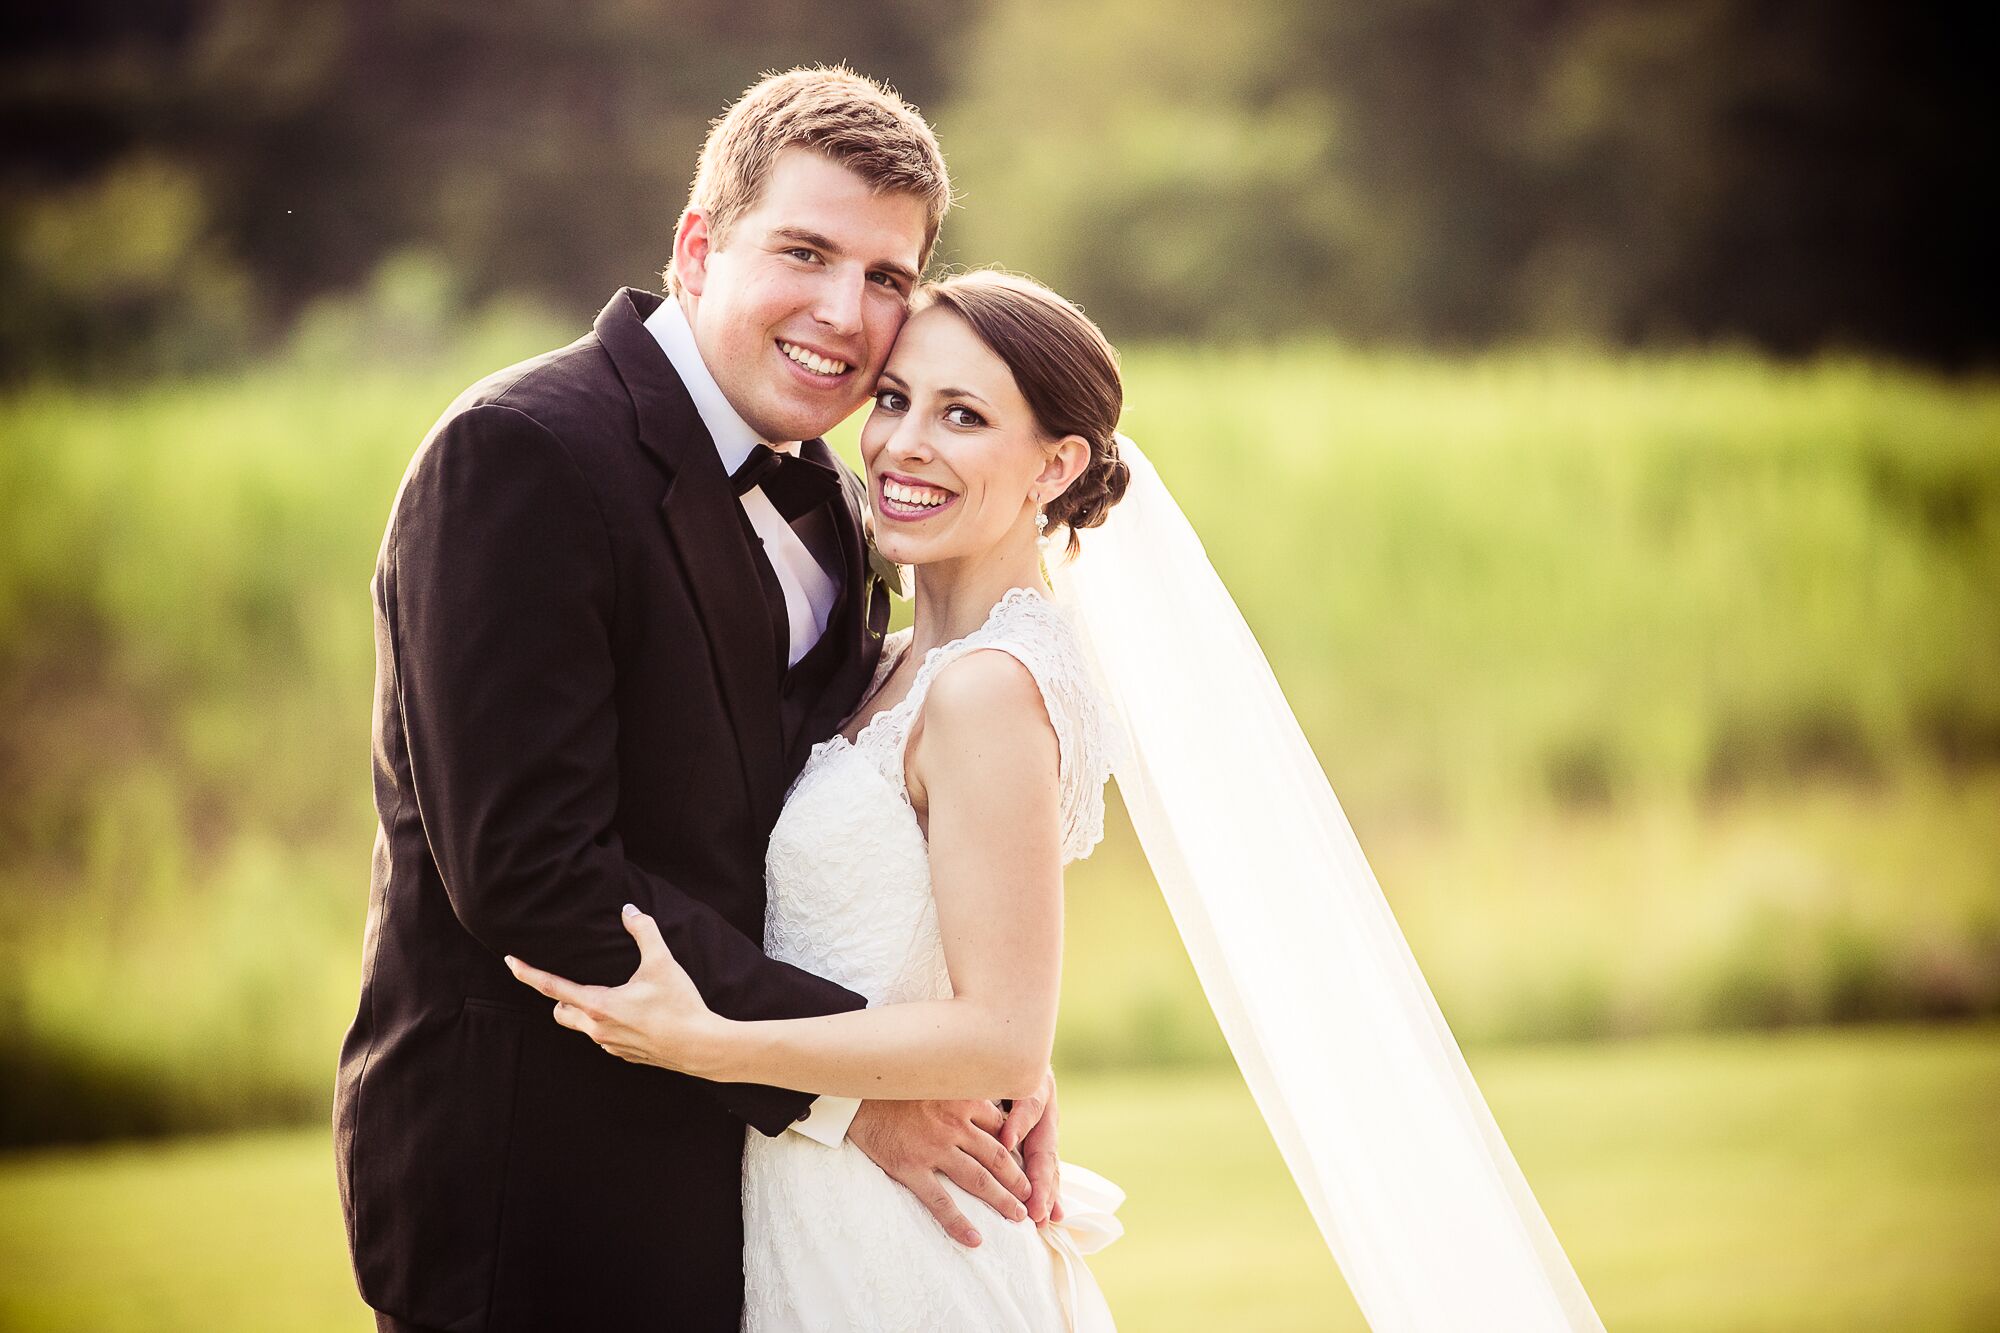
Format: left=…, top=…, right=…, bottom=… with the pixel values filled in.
left=643, top=294, right=860, bottom=1147
left=643, top=296, right=840, bottom=668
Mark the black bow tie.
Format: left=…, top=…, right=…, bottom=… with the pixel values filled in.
left=730, top=446, right=841, bottom=523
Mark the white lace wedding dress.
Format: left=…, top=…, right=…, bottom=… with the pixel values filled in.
left=742, top=587, right=1123, bottom=1332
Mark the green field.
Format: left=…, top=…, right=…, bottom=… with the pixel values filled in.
left=1, top=1025, right=1994, bottom=1330
left=1, top=334, right=1997, bottom=1143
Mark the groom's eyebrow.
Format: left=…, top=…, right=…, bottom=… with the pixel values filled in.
left=771, top=227, right=918, bottom=287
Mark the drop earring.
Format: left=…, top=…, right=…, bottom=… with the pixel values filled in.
left=1034, top=501, right=1054, bottom=588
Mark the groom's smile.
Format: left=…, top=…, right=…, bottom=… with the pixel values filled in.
left=777, top=337, right=851, bottom=378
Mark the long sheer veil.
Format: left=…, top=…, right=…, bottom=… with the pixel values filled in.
left=1048, top=437, right=1603, bottom=1331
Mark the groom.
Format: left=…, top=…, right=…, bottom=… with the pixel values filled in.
left=336, top=68, right=1055, bottom=1332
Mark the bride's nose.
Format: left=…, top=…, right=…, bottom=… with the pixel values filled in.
left=885, top=412, right=937, bottom=466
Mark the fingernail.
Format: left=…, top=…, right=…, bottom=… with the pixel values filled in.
left=622, top=902, right=638, bottom=917
left=503, top=956, right=518, bottom=969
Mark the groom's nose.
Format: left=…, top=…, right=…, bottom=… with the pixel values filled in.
left=811, top=268, right=866, bottom=338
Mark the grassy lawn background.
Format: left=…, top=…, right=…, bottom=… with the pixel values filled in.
left=2, top=1023, right=1995, bottom=1331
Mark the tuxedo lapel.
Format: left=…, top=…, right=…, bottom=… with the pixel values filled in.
left=593, top=289, right=786, bottom=815
left=825, top=447, right=894, bottom=663
left=788, top=445, right=889, bottom=771
left=801, top=437, right=866, bottom=631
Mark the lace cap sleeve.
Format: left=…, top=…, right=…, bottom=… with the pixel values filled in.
left=901, top=588, right=1117, bottom=864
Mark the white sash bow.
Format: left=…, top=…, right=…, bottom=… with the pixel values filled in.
left=1038, top=1162, right=1125, bottom=1332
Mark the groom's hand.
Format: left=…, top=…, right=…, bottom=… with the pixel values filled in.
left=848, top=1098, right=1031, bottom=1247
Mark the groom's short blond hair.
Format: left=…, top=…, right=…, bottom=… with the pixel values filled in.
left=666, top=67, right=952, bottom=294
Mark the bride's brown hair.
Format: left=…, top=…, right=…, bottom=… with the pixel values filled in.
left=918, top=271, right=1130, bottom=557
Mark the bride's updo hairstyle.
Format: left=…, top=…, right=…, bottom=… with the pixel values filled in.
left=919, top=271, right=1130, bottom=557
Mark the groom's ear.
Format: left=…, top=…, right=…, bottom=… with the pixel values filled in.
left=672, top=207, right=712, bottom=297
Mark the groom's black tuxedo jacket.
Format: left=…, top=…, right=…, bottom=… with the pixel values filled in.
left=336, top=289, right=886, bottom=1332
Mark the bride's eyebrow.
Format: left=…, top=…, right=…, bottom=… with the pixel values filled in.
left=877, top=371, right=910, bottom=390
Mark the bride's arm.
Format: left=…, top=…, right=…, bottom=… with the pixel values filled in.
left=506, top=648, right=1066, bottom=1103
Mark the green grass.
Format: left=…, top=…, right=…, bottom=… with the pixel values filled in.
left=1, top=1025, right=1994, bottom=1330
left=1, top=335, right=1997, bottom=1141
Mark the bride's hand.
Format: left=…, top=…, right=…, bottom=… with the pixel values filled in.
left=504, top=904, right=728, bottom=1077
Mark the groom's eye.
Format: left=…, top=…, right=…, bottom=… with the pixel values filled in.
left=784, top=247, right=820, bottom=264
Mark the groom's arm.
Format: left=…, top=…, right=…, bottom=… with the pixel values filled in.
left=387, top=401, right=862, bottom=1134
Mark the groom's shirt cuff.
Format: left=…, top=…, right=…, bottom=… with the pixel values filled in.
left=787, top=1095, right=860, bottom=1147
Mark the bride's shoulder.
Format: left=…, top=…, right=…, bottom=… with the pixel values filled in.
left=959, top=591, right=1119, bottom=777
left=911, top=594, right=1075, bottom=753
left=917, top=645, right=1057, bottom=749
left=946, top=590, right=1116, bottom=860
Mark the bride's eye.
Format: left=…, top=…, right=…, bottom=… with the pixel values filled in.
left=874, top=389, right=909, bottom=412
left=944, top=405, right=986, bottom=428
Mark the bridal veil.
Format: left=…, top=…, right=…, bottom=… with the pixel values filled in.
left=1048, top=437, right=1603, bottom=1331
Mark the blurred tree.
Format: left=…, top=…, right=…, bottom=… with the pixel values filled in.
left=1270, top=0, right=1991, bottom=358
left=0, top=0, right=1990, bottom=374
left=936, top=0, right=1359, bottom=341
left=0, top=0, right=971, bottom=377
left=946, top=0, right=1991, bottom=361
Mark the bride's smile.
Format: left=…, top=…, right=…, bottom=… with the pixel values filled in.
left=876, top=470, right=962, bottom=521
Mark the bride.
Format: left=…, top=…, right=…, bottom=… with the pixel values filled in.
left=507, top=270, right=1602, bottom=1332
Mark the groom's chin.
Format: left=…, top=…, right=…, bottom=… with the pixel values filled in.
left=765, top=398, right=868, bottom=443
left=785, top=414, right=852, bottom=446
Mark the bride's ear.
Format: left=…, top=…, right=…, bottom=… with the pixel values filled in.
left=672, top=208, right=712, bottom=297
left=1035, top=434, right=1091, bottom=505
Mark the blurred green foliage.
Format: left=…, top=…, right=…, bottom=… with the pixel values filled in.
left=2, top=0, right=1987, bottom=377
left=0, top=156, right=255, bottom=378
left=0, top=315, right=1995, bottom=1143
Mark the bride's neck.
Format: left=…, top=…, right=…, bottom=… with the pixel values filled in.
left=908, top=540, right=1044, bottom=655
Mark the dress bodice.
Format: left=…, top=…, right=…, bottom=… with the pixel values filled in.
left=761, top=586, right=1119, bottom=1004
